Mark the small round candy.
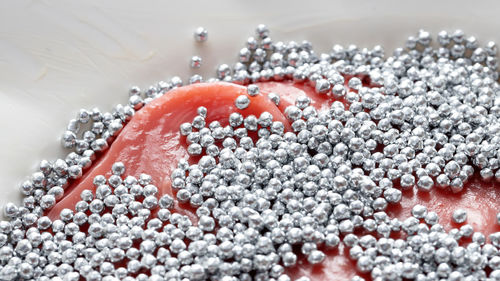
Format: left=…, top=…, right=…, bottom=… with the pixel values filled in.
left=235, top=95, right=250, bottom=110
left=194, top=27, right=208, bottom=42
left=255, top=24, right=269, bottom=39
left=315, top=79, right=331, bottom=94
left=307, top=250, right=325, bottom=264
left=190, top=56, right=202, bottom=68
left=452, top=209, right=467, bottom=224
left=247, top=85, right=260, bottom=97
left=411, top=205, right=427, bottom=219
left=111, top=162, right=125, bottom=176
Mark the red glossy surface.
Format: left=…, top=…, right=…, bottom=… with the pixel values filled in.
left=47, top=82, right=290, bottom=220
left=46, top=80, right=498, bottom=281
left=389, top=174, right=500, bottom=236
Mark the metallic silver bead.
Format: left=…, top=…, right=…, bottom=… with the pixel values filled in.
left=194, top=27, right=208, bottom=42
left=315, top=79, right=331, bottom=94
left=235, top=95, right=250, bottom=110
left=190, top=56, right=202, bottom=68
left=307, top=250, right=325, bottom=264
left=247, top=85, right=260, bottom=97
left=451, top=209, right=467, bottom=224
left=424, top=211, right=439, bottom=225
left=417, top=175, right=433, bottom=192
left=255, top=24, right=269, bottom=39
left=40, top=195, right=56, bottom=210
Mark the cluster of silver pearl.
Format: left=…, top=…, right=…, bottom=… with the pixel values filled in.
left=0, top=25, right=499, bottom=281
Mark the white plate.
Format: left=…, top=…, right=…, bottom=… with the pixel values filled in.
left=0, top=0, right=498, bottom=208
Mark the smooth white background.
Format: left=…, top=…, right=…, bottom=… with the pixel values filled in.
left=0, top=0, right=498, bottom=207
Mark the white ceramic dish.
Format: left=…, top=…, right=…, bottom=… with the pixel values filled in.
left=0, top=0, right=498, bottom=208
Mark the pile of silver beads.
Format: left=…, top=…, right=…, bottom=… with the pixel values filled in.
left=175, top=27, right=500, bottom=280
left=0, top=25, right=499, bottom=281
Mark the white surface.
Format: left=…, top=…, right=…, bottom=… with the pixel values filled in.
left=0, top=0, right=499, bottom=207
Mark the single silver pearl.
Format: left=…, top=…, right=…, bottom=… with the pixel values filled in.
left=40, top=195, right=56, bottom=210
left=452, top=209, right=467, bottom=224
left=315, top=79, right=331, bottom=94
left=235, top=95, right=250, bottom=110
left=247, top=84, right=260, bottom=97
left=194, top=27, right=208, bottom=42
left=255, top=24, right=270, bottom=39
left=190, top=56, right=202, bottom=68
